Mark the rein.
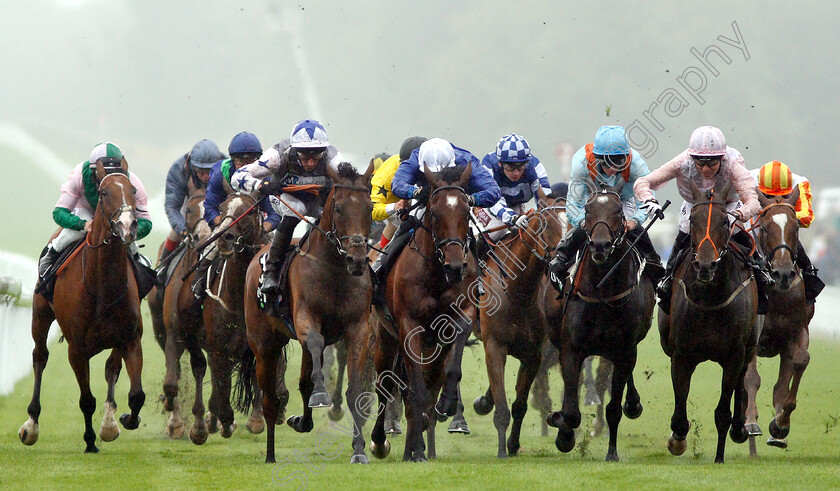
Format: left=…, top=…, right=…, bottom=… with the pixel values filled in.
left=294, top=182, right=372, bottom=259
left=410, top=185, right=471, bottom=265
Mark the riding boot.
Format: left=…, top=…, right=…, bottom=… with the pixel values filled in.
left=371, top=217, right=418, bottom=306
left=547, top=227, right=587, bottom=293
left=657, top=231, right=691, bottom=315
left=155, top=246, right=175, bottom=286
left=38, top=244, right=60, bottom=278
left=626, top=227, right=665, bottom=284
left=261, top=216, right=300, bottom=297
left=750, top=253, right=772, bottom=315
left=796, top=240, right=824, bottom=305
left=192, top=257, right=212, bottom=300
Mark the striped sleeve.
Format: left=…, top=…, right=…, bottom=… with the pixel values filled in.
left=795, top=180, right=814, bottom=227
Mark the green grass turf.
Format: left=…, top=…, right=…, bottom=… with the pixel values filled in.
left=0, top=304, right=838, bottom=490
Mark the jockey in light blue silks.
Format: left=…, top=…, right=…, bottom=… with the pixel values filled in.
left=547, top=125, right=665, bottom=293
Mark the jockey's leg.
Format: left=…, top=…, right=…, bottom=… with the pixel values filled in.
left=156, top=230, right=184, bottom=284
left=625, top=227, right=665, bottom=283
left=371, top=216, right=420, bottom=306
left=261, top=215, right=300, bottom=296
left=547, top=226, right=587, bottom=293
left=732, top=229, right=771, bottom=315
left=39, top=208, right=92, bottom=278
left=656, top=231, right=691, bottom=315
left=192, top=245, right=217, bottom=300
left=795, top=240, right=824, bottom=305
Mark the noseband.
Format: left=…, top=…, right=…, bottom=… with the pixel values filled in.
left=758, top=202, right=798, bottom=264
left=421, top=185, right=471, bottom=264
left=325, top=182, right=371, bottom=259
left=692, top=199, right=730, bottom=263
left=88, top=173, right=136, bottom=248
left=585, top=191, right=625, bottom=256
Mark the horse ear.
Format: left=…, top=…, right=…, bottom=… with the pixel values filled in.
left=536, top=186, right=548, bottom=210
left=94, top=160, right=107, bottom=183
left=756, top=186, right=772, bottom=207
left=120, top=157, right=129, bottom=175
left=610, top=182, right=624, bottom=195
left=362, top=159, right=375, bottom=188
left=423, top=163, right=439, bottom=189
left=326, top=162, right=340, bottom=184
left=459, top=162, right=473, bottom=188
left=715, top=180, right=732, bottom=203
left=787, top=184, right=800, bottom=206
left=688, top=178, right=703, bottom=202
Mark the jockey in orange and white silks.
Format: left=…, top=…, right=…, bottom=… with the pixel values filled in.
left=39, top=142, right=152, bottom=278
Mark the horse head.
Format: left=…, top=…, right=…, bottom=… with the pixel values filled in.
left=422, top=162, right=472, bottom=284
left=757, top=185, right=801, bottom=290
left=525, top=188, right=567, bottom=260
left=216, top=193, right=263, bottom=259
left=95, top=159, right=137, bottom=244
left=583, top=183, right=624, bottom=264
left=324, top=161, right=374, bottom=276
left=184, top=192, right=211, bottom=247
left=688, top=179, right=732, bottom=282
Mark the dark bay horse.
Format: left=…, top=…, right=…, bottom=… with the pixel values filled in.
left=470, top=195, right=566, bottom=458
left=659, top=180, right=755, bottom=463
left=745, top=186, right=813, bottom=454
left=156, top=192, right=213, bottom=442
left=545, top=184, right=656, bottom=461
left=241, top=162, right=375, bottom=464
left=202, top=192, right=268, bottom=437
left=20, top=160, right=145, bottom=453
left=369, top=164, right=477, bottom=463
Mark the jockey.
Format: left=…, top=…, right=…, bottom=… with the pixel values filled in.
left=633, top=125, right=768, bottom=314
left=750, top=160, right=825, bottom=305
left=158, top=139, right=226, bottom=268
left=370, top=137, right=427, bottom=256
left=231, top=119, right=343, bottom=297
left=38, top=142, right=153, bottom=278
left=191, top=131, right=281, bottom=298
left=370, top=137, right=501, bottom=305
left=548, top=126, right=665, bottom=293
left=474, top=133, right=552, bottom=243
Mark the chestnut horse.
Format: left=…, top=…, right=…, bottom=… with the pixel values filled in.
left=20, top=161, right=145, bottom=453
left=202, top=192, right=269, bottom=437
left=241, top=162, right=374, bottom=464
left=745, top=185, right=813, bottom=454
left=156, top=192, right=213, bottom=443
left=545, top=185, right=656, bottom=461
left=369, top=164, right=477, bottom=463
left=659, top=180, right=755, bottom=463
left=470, top=195, right=566, bottom=458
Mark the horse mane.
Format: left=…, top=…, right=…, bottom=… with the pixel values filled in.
left=336, top=162, right=360, bottom=180
left=437, top=165, right=466, bottom=184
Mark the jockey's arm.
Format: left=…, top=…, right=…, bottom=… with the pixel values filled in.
left=370, top=157, right=399, bottom=221
left=627, top=151, right=653, bottom=225
left=203, top=169, right=225, bottom=225
left=467, top=161, right=502, bottom=208
left=532, top=158, right=553, bottom=205
left=232, top=146, right=282, bottom=194
left=795, top=179, right=814, bottom=227
left=391, top=159, right=421, bottom=200
left=130, top=174, right=153, bottom=240
left=164, top=161, right=188, bottom=234
left=566, top=154, right=591, bottom=229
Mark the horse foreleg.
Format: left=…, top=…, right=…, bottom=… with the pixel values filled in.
left=100, top=351, right=122, bottom=442
left=605, top=357, right=632, bottom=462
left=163, top=327, right=186, bottom=439
left=186, top=338, right=209, bottom=445
left=435, top=327, right=468, bottom=420
left=530, top=345, right=554, bottom=437
left=370, top=328, right=398, bottom=459
left=581, top=356, right=599, bottom=406
left=209, top=355, right=237, bottom=438
left=253, top=337, right=282, bottom=463
left=483, top=337, right=509, bottom=458
left=19, top=297, right=53, bottom=446
left=119, top=337, right=145, bottom=432
left=508, top=354, right=540, bottom=457
left=744, top=353, right=761, bottom=441
left=771, top=328, right=810, bottom=444
left=344, top=326, right=370, bottom=463
left=304, top=329, right=330, bottom=408
left=549, top=344, right=584, bottom=453
left=713, top=350, right=745, bottom=463
left=67, top=345, right=98, bottom=453
left=402, top=330, right=430, bottom=462
left=328, top=340, right=348, bottom=422
left=592, top=357, right=613, bottom=437
left=667, top=355, right=695, bottom=457
left=286, top=336, right=317, bottom=433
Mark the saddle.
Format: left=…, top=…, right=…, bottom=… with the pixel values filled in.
left=158, top=247, right=187, bottom=288
left=35, top=239, right=85, bottom=302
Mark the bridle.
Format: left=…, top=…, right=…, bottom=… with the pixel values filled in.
left=324, top=182, right=371, bottom=258
left=756, top=201, right=799, bottom=265
left=216, top=193, right=264, bottom=254
left=691, top=197, right=731, bottom=264
left=584, top=190, right=625, bottom=256
left=414, top=185, right=471, bottom=264
left=518, top=205, right=567, bottom=263
left=87, top=172, right=136, bottom=249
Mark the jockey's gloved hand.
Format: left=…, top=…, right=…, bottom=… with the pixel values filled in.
left=514, top=214, right=530, bottom=229
left=732, top=208, right=747, bottom=222
left=258, top=175, right=284, bottom=197
left=548, top=256, right=565, bottom=293
left=468, top=195, right=477, bottom=207
left=413, top=186, right=430, bottom=203
left=641, top=199, right=665, bottom=220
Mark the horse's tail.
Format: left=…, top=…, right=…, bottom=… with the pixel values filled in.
left=232, top=346, right=258, bottom=414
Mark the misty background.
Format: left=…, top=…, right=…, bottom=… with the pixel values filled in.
left=3, top=0, right=839, bottom=279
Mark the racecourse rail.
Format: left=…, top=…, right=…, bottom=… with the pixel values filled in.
left=0, top=248, right=837, bottom=396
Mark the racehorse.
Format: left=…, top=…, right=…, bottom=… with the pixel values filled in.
left=201, top=192, right=269, bottom=437
left=545, top=184, right=656, bottom=461
left=20, top=160, right=145, bottom=453
left=469, top=195, right=566, bottom=458
left=240, top=162, right=375, bottom=464
left=745, top=185, right=813, bottom=454
left=157, top=192, right=213, bottom=443
left=369, top=164, right=477, bottom=463
left=659, top=180, right=755, bottom=463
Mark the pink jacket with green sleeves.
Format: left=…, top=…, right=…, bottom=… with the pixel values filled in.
left=633, top=147, right=760, bottom=218
left=55, top=162, right=151, bottom=220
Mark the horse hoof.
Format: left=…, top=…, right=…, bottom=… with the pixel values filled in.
left=623, top=401, right=643, bottom=419
left=555, top=426, right=575, bottom=453
left=769, top=417, right=790, bottom=439
left=370, top=439, right=391, bottom=459
left=605, top=448, right=620, bottom=462
left=506, top=440, right=520, bottom=456
left=422, top=413, right=431, bottom=432
left=204, top=412, right=220, bottom=434
left=99, top=424, right=120, bottom=443
left=350, top=453, right=370, bottom=464
left=410, top=456, right=428, bottom=463
left=328, top=405, right=343, bottom=422
left=246, top=416, right=265, bottom=434
left=384, top=420, right=402, bottom=435
left=448, top=418, right=470, bottom=434
left=730, top=425, right=749, bottom=444
left=583, top=390, right=602, bottom=406
left=745, top=422, right=762, bottom=436
left=190, top=424, right=209, bottom=445
left=119, top=413, right=140, bottom=430
left=435, top=411, right=448, bottom=423
left=546, top=411, right=563, bottom=429
left=19, top=418, right=39, bottom=445
left=286, top=415, right=313, bottom=433
left=308, top=392, right=331, bottom=408
left=435, top=396, right=456, bottom=419
left=84, top=444, right=100, bottom=454
left=221, top=421, right=237, bottom=438
left=473, top=395, right=493, bottom=416
left=767, top=436, right=788, bottom=449
left=667, top=433, right=687, bottom=456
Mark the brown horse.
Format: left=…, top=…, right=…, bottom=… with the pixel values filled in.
left=156, top=192, right=213, bottom=443
left=201, top=192, right=269, bottom=437
left=745, top=185, right=813, bottom=454
left=240, top=162, right=374, bottom=464
left=545, top=185, right=656, bottom=461
left=20, top=161, right=145, bottom=453
left=660, top=180, right=755, bottom=463
left=369, top=164, right=477, bottom=462
left=469, top=196, right=566, bottom=458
